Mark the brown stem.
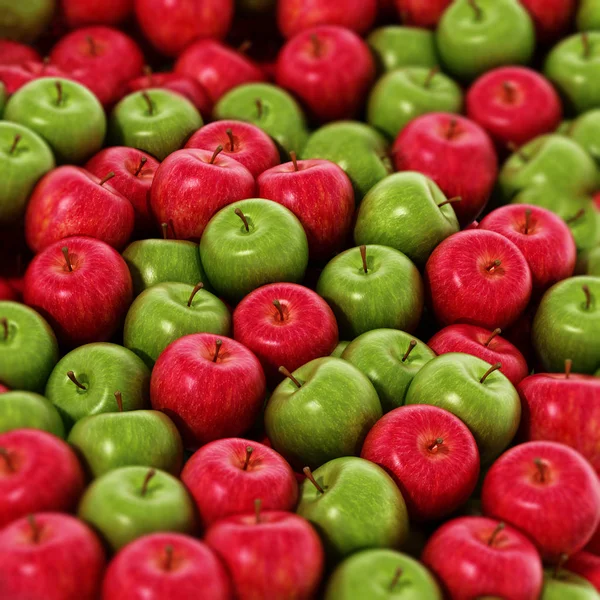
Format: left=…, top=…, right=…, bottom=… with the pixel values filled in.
left=486, top=259, right=502, bottom=274
left=98, top=171, right=115, bottom=187
left=134, top=156, right=147, bottom=177
left=534, top=458, right=547, bottom=483
left=360, top=245, right=368, bottom=274
left=467, top=0, right=482, bottom=20
left=507, top=142, right=529, bottom=162
left=303, top=466, right=325, bottom=494
left=67, top=371, right=87, bottom=391
left=565, top=358, right=572, bottom=379
left=402, top=340, right=417, bottom=362
left=502, top=81, right=517, bottom=104
left=279, top=366, right=302, bottom=388
left=554, top=553, right=569, bottom=579
left=583, top=285, right=592, bottom=310
left=209, top=145, right=223, bottom=165
left=0, top=447, right=14, bottom=472
left=255, top=98, right=263, bottom=119
left=438, top=196, right=462, bottom=209
left=28, top=514, right=41, bottom=544
left=566, top=208, right=585, bottom=224
left=142, top=92, right=154, bottom=116
left=62, top=246, right=73, bottom=272
left=423, top=66, right=439, bottom=89
left=290, top=150, right=299, bottom=172
left=311, top=33, right=322, bottom=57
left=480, top=362, right=502, bottom=383
left=86, top=35, right=98, bottom=56
left=523, top=209, right=532, bottom=234
left=582, top=32, right=591, bottom=59
left=212, top=339, right=223, bottom=362
left=389, top=568, right=402, bottom=591
left=162, top=545, right=173, bottom=571
left=187, top=282, right=204, bottom=307
left=254, top=498, right=262, bottom=524
left=114, top=391, right=123, bottom=412
left=234, top=208, right=250, bottom=232
left=9, top=134, right=21, bottom=155
left=428, top=438, right=444, bottom=453
left=446, top=119, right=459, bottom=140
left=272, top=299, right=285, bottom=321
left=226, top=128, right=235, bottom=152
left=483, top=328, right=502, bottom=347
left=143, top=65, right=154, bottom=86
left=161, top=222, right=169, bottom=240
left=0, top=318, right=8, bottom=341
left=242, top=446, right=253, bottom=470
left=488, top=522, right=505, bottom=546
left=55, top=81, right=63, bottom=106
left=141, top=469, right=156, bottom=496
left=238, top=40, right=252, bottom=54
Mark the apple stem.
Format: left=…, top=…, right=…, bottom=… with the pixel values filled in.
left=55, top=81, right=63, bottom=107
left=533, top=457, right=547, bottom=483
left=272, top=299, right=285, bottom=321
left=483, top=328, right=502, bottom=347
left=86, top=35, right=98, bottom=56
left=99, top=171, right=115, bottom=187
left=143, top=64, right=154, bottom=86
left=141, top=468, right=156, bottom=496
left=209, top=145, right=223, bottom=165
left=238, top=40, right=252, bottom=54
left=279, top=366, right=302, bottom=388
left=360, top=245, right=368, bottom=274
left=554, top=553, right=568, bottom=579
left=290, top=150, right=299, bottom=172
left=402, top=340, right=417, bottom=362
left=437, top=196, right=462, bottom=209
left=445, top=119, right=459, bottom=140
left=212, top=339, right=223, bottom=362
left=0, top=447, right=14, bottom=472
left=303, top=466, right=325, bottom=494
left=582, top=285, right=592, bottom=310
left=480, top=362, right=502, bottom=383
left=9, top=134, right=21, bottom=155
left=254, top=498, right=262, bottom=524
left=28, top=514, right=41, bottom=544
left=114, top=390, right=123, bottom=412
left=507, top=142, right=529, bottom=162
left=485, top=259, right=502, bottom=274
left=0, top=318, right=8, bottom=341
left=488, top=522, right=505, bottom=546
left=502, top=81, right=517, bottom=104
left=234, top=208, right=250, bottom=232
left=134, top=156, right=147, bottom=177
left=467, top=0, right=482, bottom=20
left=242, top=446, right=253, bottom=470
left=582, top=32, right=591, bottom=59
left=163, top=545, right=173, bottom=571
left=187, top=282, right=204, bottom=307
left=428, top=438, right=444, bottom=453
left=311, top=33, right=322, bottom=58
left=255, top=98, right=263, bottom=119
left=62, top=246, right=73, bottom=272
left=67, top=370, right=87, bottom=391
left=423, top=66, right=439, bottom=89
left=565, top=208, right=585, bottom=224
left=523, top=209, right=532, bottom=235
left=161, top=222, right=169, bottom=240
left=142, top=91, right=154, bottom=116
left=389, top=567, right=402, bottom=591
left=226, top=128, right=235, bottom=152
left=565, top=358, right=572, bottom=379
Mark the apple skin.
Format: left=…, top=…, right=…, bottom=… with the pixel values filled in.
left=0, top=59, right=71, bottom=95
left=265, top=357, right=382, bottom=470
left=150, top=148, right=256, bottom=241
left=586, top=524, right=600, bottom=555
left=482, top=441, right=600, bottom=562
left=134, top=0, right=234, bottom=57
left=567, top=109, right=600, bottom=169
left=566, top=552, right=600, bottom=592
left=395, top=0, right=450, bottom=28
left=23, top=237, right=133, bottom=348
left=233, top=282, right=338, bottom=385
left=0, top=391, right=64, bottom=437
left=25, top=166, right=135, bottom=253
left=205, top=510, right=324, bottom=600
left=0, top=429, right=85, bottom=529
left=421, top=516, right=544, bottom=600
left=0, top=40, right=41, bottom=65
left=0, top=513, right=105, bottom=600
left=428, top=324, right=529, bottom=386
left=543, top=568, right=600, bottom=599
left=0, top=278, right=16, bottom=301
left=331, top=340, right=349, bottom=357
left=101, top=532, right=233, bottom=600
left=0, top=0, right=55, bottom=43
left=0, top=302, right=58, bottom=393
left=578, top=0, right=600, bottom=31
left=186, top=119, right=279, bottom=178
left=317, top=244, right=424, bottom=339
left=258, top=158, right=354, bottom=260
left=393, top=113, right=497, bottom=226
left=342, top=329, right=435, bottom=412
left=181, top=437, right=298, bottom=526
left=520, top=0, right=577, bottom=43
left=62, top=0, right=133, bottom=28
left=4, top=77, right=106, bottom=164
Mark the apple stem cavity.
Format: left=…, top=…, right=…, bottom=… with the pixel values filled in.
left=234, top=208, right=250, bottom=232
left=360, top=245, right=368, bottom=273
left=290, top=150, right=299, bottom=171
left=9, top=134, right=21, bottom=155
left=533, top=458, right=547, bottom=483
left=488, top=522, right=505, bottom=546
left=423, top=66, right=439, bottom=89
left=99, top=171, right=115, bottom=187
left=523, top=209, right=532, bottom=235
left=114, top=390, right=123, bottom=412
left=485, top=259, right=502, bottom=274
left=445, top=119, right=459, bottom=141
left=0, top=447, right=14, bottom=472
left=209, top=145, right=223, bottom=165
left=28, top=514, right=41, bottom=544
left=55, top=81, right=64, bottom=107
left=565, top=358, right=573, bottom=379
left=212, top=339, right=223, bottom=362
left=0, top=317, right=8, bottom=340
left=389, top=567, right=403, bottom=591
left=141, top=91, right=154, bottom=116
left=254, top=498, right=262, bottom=524
left=86, top=35, right=98, bottom=56
left=311, top=33, right=323, bottom=58
left=467, top=0, right=482, bottom=20
left=161, top=222, right=169, bottom=240
left=134, top=156, right=147, bottom=177
left=67, top=370, right=87, bottom=391
left=582, top=285, right=592, bottom=310
left=428, top=438, right=444, bottom=453
left=225, top=128, right=235, bottom=152
left=582, top=32, right=591, bottom=59
left=141, top=469, right=156, bottom=496
left=566, top=208, right=585, bottom=224
left=303, top=466, right=325, bottom=494
left=272, top=299, right=285, bottom=321
left=402, top=340, right=417, bottom=362
left=480, top=362, right=502, bottom=384
left=279, top=366, right=302, bottom=388
left=483, top=328, right=502, bottom=347
left=61, top=246, right=73, bottom=272
left=501, top=81, right=517, bottom=104
left=437, top=196, right=462, bottom=209
left=255, top=98, right=263, bottom=119
left=242, top=446, right=253, bottom=470
left=163, top=545, right=174, bottom=571
left=187, top=282, right=204, bottom=307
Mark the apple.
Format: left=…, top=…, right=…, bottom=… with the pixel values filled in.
left=0, top=0, right=55, bottom=43
left=0, top=391, right=64, bottom=437
left=0, top=40, right=41, bottom=65
left=0, top=59, right=71, bottom=94
left=482, top=441, right=600, bottom=561
left=392, top=113, right=497, bottom=226
left=395, top=0, right=451, bottom=28
left=0, top=301, right=58, bottom=392
left=578, top=0, right=600, bottom=31
left=331, top=341, right=349, bottom=358
left=520, top=0, right=577, bottom=43
left=62, top=0, right=134, bottom=28
left=566, top=109, right=600, bottom=168
left=4, top=77, right=106, bottom=164
left=543, top=566, right=600, bottom=599
left=0, top=429, right=85, bottom=528
left=587, top=524, right=600, bottom=555
left=0, top=278, right=16, bottom=301
left=566, top=552, right=600, bottom=592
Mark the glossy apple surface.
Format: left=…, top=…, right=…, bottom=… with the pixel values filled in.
left=0, top=391, right=64, bottom=437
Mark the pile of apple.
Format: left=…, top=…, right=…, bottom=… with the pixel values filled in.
left=1, top=0, right=600, bottom=598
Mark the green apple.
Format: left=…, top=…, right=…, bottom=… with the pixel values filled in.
left=77, top=466, right=196, bottom=551
left=0, top=391, right=64, bottom=437
left=532, top=276, right=600, bottom=374
left=298, top=457, right=409, bottom=559
left=325, top=549, right=442, bottom=600
left=0, top=121, right=55, bottom=223
left=0, top=0, right=55, bottom=42
left=436, top=0, right=535, bottom=82
left=578, top=0, right=600, bottom=31
left=0, top=301, right=59, bottom=392
left=265, top=357, right=382, bottom=470
left=354, top=172, right=460, bottom=266
left=316, top=245, right=424, bottom=339
left=4, top=77, right=106, bottom=164
left=213, top=82, right=309, bottom=155
left=301, top=121, right=392, bottom=201
left=405, top=353, right=521, bottom=464
left=367, top=67, right=463, bottom=139
left=342, top=329, right=435, bottom=413
left=0, top=82, right=6, bottom=116
left=565, top=110, right=600, bottom=167
left=68, top=406, right=183, bottom=477
left=367, top=26, right=439, bottom=73
left=545, top=32, right=600, bottom=114
left=45, top=342, right=151, bottom=430
left=542, top=568, right=600, bottom=599
left=331, top=341, right=350, bottom=358
left=109, top=89, right=202, bottom=161
left=123, top=282, right=231, bottom=367
left=200, top=198, right=309, bottom=303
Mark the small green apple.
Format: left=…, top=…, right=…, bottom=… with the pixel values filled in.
left=542, top=568, right=600, bottom=599
left=565, top=109, right=600, bottom=167
left=577, top=0, right=600, bottom=31
left=0, top=391, right=64, bottom=437
left=0, top=0, right=55, bottom=42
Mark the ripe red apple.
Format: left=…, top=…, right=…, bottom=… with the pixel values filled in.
left=0, top=384, right=9, bottom=393
left=275, top=25, right=375, bottom=122
left=102, top=532, right=232, bottom=600
left=466, top=66, right=563, bottom=149
left=0, top=429, right=85, bottom=529
left=0, top=40, right=41, bottom=65
left=0, top=513, right=105, bottom=600
left=428, top=324, right=529, bottom=386
left=23, top=236, right=133, bottom=347
left=421, top=516, right=544, bottom=600
left=181, top=438, right=298, bottom=526
left=0, top=278, right=18, bottom=301
left=566, top=552, right=600, bottom=591
left=62, top=0, right=134, bottom=28
left=233, top=283, right=338, bottom=384
left=205, top=508, right=323, bottom=600
left=425, top=230, right=533, bottom=330
left=395, top=0, right=451, bottom=27
left=393, top=113, right=498, bottom=227
left=186, top=120, right=279, bottom=178
left=151, top=333, right=266, bottom=450
left=587, top=525, right=600, bottom=556
left=0, top=60, right=70, bottom=94
left=519, top=0, right=577, bottom=43
left=25, top=166, right=135, bottom=253
left=482, top=441, right=600, bottom=562
left=258, top=156, right=354, bottom=259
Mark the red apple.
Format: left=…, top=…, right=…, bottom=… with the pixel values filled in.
left=425, top=230, right=532, bottom=330
left=466, top=66, right=563, bottom=149
left=101, top=532, right=232, bottom=600
left=275, top=25, right=375, bottom=122
left=566, top=552, right=600, bottom=591
left=588, top=525, right=600, bottom=555
left=519, top=0, right=577, bottom=43
left=205, top=508, right=323, bottom=600
left=175, top=40, right=266, bottom=105
left=0, top=384, right=9, bottom=393
left=25, top=166, right=135, bottom=253
left=258, top=157, right=354, bottom=259
left=0, top=60, right=70, bottom=94
left=62, top=0, right=134, bottom=28
left=0, top=430, right=85, bottom=529
left=421, top=516, right=543, bottom=600
left=150, top=147, right=256, bottom=241
left=85, top=147, right=159, bottom=236
left=134, top=0, right=234, bottom=57
left=277, top=0, right=378, bottom=38
left=0, top=278, right=18, bottom=301
left=0, top=513, right=105, bottom=600
left=0, top=40, right=41, bottom=66
left=181, top=438, right=298, bottom=526
left=186, top=120, right=279, bottom=178
left=395, top=0, right=451, bottom=27
left=393, top=113, right=498, bottom=227
left=233, top=283, right=338, bottom=384
left=482, top=441, right=600, bottom=562
left=23, top=237, right=133, bottom=347
left=151, top=334, right=266, bottom=450
left=428, top=324, right=529, bottom=386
